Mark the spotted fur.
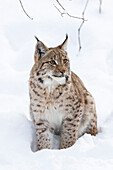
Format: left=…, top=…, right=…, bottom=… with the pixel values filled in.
left=29, top=35, right=98, bottom=150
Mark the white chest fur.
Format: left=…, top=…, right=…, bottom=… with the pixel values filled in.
left=33, top=103, right=64, bottom=129
left=45, top=106, right=64, bottom=128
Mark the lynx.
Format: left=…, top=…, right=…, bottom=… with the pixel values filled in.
left=29, top=35, right=98, bottom=150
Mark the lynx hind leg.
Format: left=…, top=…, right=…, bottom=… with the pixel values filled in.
left=78, top=94, right=98, bottom=138
left=85, top=111, right=98, bottom=136
left=85, top=94, right=98, bottom=136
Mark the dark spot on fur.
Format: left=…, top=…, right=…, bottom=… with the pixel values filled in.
left=74, top=114, right=78, bottom=119
left=66, top=118, right=72, bottom=121
left=42, top=129, right=47, bottom=133
left=66, top=104, right=72, bottom=107
left=66, top=96, right=72, bottom=100
left=55, top=92, right=62, bottom=99
left=79, top=99, right=82, bottom=103
left=76, top=105, right=80, bottom=109
left=65, top=87, right=68, bottom=91
left=36, top=72, right=40, bottom=76
left=91, top=101, right=94, bottom=104
left=37, top=104, right=41, bottom=107
left=85, top=99, right=88, bottom=104
left=42, top=72, right=46, bottom=75
left=33, top=89, right=40, bottom=96
left=38, top=77, right=43, bottom=83
left=30, top=81, right=36, bottom=88
left=66, top=76, right=69, bottom=82
left=74, top=101, right=79, bottom=105
left=72, top=107, right=75, bottom=110
left=59, top=104, right=63, bottom=107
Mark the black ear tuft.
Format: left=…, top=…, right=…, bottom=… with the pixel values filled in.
left=58, top=34, right=68, bottom=52
left=66, top=33, right=68, bottom=40
left=34, top=36, right=39, bottom=42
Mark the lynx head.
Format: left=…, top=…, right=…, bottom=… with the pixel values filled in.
left=32, top=35, right=71, bottom=87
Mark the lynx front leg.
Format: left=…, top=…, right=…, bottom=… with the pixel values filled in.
left=35, top=120, right=51, bottom=150
left=60, top=115, right=80, bottom=149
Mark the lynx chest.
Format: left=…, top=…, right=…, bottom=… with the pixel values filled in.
left=30, top=84, right=74, bottom=128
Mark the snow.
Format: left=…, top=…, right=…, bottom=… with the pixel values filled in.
left=0, top=0, right=113, bottom=169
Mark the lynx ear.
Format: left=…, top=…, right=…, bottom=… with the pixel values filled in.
left=58, top=34, right=68, bottom=52
left=34, top=36, right=49, bottom=63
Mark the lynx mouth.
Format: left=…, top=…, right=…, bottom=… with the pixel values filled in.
left=52, top=75, right=69, bottom=81
left=50, top=75, right=66, bottom=84
left=52, top=75, right=64, bottom=78
left=47, top=74, right=68, bottom=85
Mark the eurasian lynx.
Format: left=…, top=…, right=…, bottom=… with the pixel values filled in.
left=29, top=35, right=97, bottom=150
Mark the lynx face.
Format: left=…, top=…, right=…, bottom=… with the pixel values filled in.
left=33, top=35, right=70, bottom=87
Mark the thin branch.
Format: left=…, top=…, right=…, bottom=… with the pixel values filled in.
left=99, top=0, right=102, bottom=14
left=82, top=0, right=89, bottom=16
left=54, top=0, right=86, bottom=21
left=19, top=0, right=33, bottom=20
left=66, top=11, right=86, bottom=20
left=78, top=21, right=84, bottom=52
left=54, top=0, right=89, bottom=52
left=78, top=0, right=89, bottom=51
left=56, top=0, right=65, bottom=11
left=53, top=4, right=66, bottom=17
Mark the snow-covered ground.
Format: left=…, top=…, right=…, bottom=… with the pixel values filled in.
left=0, top=0, right=113, bottom=169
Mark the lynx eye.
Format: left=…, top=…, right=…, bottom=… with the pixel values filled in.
left=49, top=60, right=57, bottom=66
left=63, top=59, right=68, bottom=64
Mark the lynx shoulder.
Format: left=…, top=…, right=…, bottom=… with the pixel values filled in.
left=29, top=35, right=98, bottom=150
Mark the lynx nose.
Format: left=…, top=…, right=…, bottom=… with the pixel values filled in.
left=60, top=72, right=64, bottom=77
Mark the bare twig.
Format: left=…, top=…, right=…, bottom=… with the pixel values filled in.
left=19, top=0, right=33, bottom=20
left=56, top=0, right=65, bottom=11
left=78, top=21, right=84, bottom=52
left=54, top=0, right=89, bottom=51
left=99, top=0, right=102, bottom=14
left=53, top=4, right=66, bottom=17
left=78, top=0, right=89, bottom=51
left=54, top=0, right=86, bottom=21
